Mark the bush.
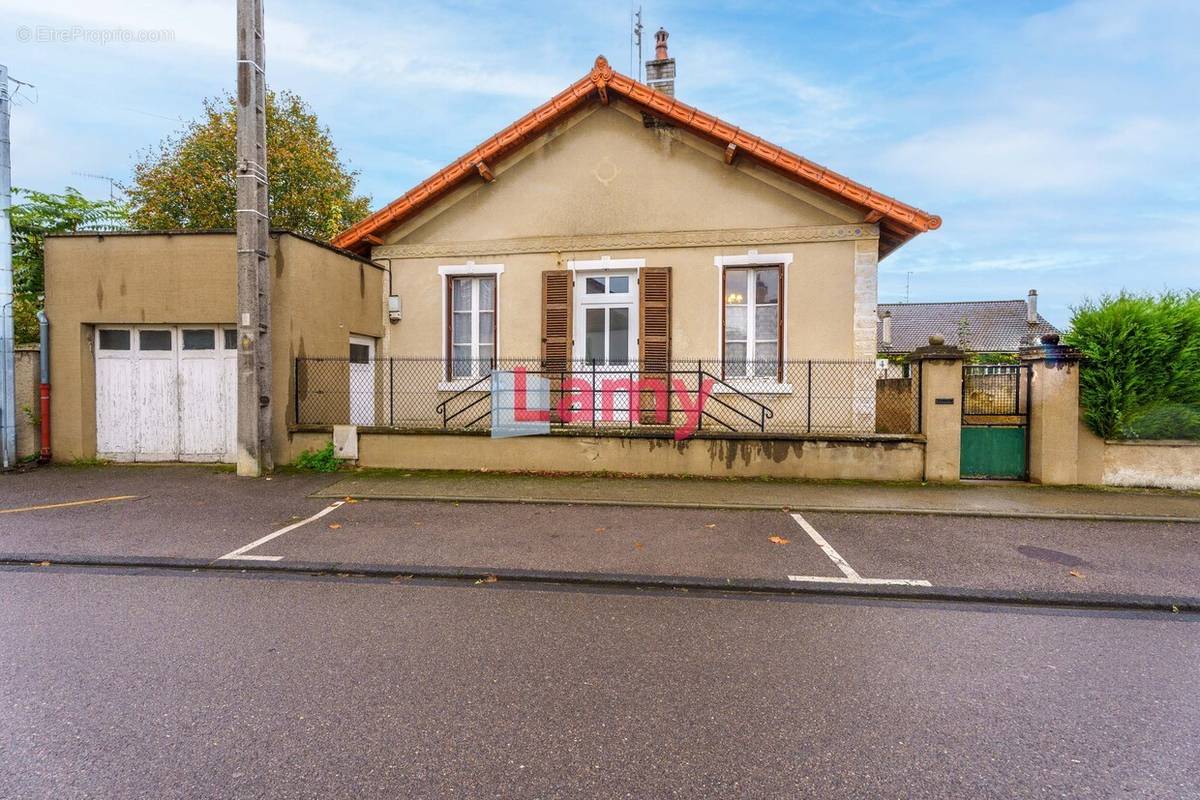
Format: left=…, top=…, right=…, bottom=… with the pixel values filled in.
left=1122, top=403, right=1200, bottom=440
left=293, top=441, right=340, bottom=472
left=1065, top=291, right=1200, bottom=439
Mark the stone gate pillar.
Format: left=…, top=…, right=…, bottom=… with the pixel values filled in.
left=1021, top=334, right=1084, bottom=485
left=910, top=336, right=965, bottom=483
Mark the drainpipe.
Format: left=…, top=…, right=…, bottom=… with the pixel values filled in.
left=37, top=309, right=50, bottom=462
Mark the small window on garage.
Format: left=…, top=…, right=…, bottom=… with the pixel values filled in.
left=98, top=329, right=131, bottom=351
left=182, top=329, right=215, bottom=350
left=223, top=329, right=238, bottom=350
left=139, top=330, right=172, bottom=351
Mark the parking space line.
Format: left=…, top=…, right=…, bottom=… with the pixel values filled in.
left=790, top=513, right=861, bottom=580
left=0, top=495, right=139, bottom=514
left=787, top=512, right=932, bottom=587
left=217, top=501, right=344, bottom=561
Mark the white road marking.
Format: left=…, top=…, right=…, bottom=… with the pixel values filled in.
left=786, top=575, right=933, bottom=587
left=787, top=513, right=932, bottom=588
left=790, top=513, right=861, bottom=580
left=217, top=501, right=345, bottom=561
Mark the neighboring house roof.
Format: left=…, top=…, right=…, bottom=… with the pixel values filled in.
left=877, top=300, right=1061, bottom=354
left=333, top=56, right=940, bottom=257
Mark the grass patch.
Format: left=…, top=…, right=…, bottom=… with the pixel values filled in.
left=292, top=441, right=341, bottom=473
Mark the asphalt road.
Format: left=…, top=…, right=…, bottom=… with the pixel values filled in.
left=2, top=466, right=1199, bottom=600
left=1, top=566, right=1197, bottom=799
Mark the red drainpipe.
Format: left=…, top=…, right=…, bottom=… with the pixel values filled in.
left=37, top=310, right=50, bottom=462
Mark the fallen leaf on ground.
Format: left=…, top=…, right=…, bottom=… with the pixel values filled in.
left=704, top=524, right=717, bottom=529
left=343, top=497, right=358, bottom=504
left=474, top=574, right=499, bottom=585
left=1068, top=570, right=1084, bottom=578
left=768, top=535, right=790, bottom=545
left=328, top=523, right=342, bottom=530
left=594, top=527, right=606, bottom=533
left=634, top=542, right=644, bottom=550
left=34, top=561, right=51, bottom=567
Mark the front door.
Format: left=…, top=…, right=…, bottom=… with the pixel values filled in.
left=573, top=270, right=638, bottom=423
left=349, top=336, right=376, bottom=426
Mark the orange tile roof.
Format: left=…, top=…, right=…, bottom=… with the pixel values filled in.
left=333, top=56, right=941, bottom=256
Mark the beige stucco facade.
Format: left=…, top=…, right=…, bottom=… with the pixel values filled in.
left=372, top=102, right=880, bottom=366
left=43, top=231, right=384, bottom=463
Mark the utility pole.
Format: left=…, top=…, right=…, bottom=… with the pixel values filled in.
left=235, top=0, right=271, bottom=476
left=1, top=64, right=16, bottom=470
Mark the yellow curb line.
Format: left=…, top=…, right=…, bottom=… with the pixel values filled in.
left=0, top=495, right=140, bottom=514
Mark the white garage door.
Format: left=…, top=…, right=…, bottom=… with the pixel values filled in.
left=95, top=326, right=237, bottom=462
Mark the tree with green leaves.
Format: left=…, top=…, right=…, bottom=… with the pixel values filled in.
left=8, top=187, right=128, bottom=343
left=124, top=90, right=371, bottom=241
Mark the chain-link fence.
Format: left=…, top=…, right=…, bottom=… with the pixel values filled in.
left=295, top=357, right=921, bottom=436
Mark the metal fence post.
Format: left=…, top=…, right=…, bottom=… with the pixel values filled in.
left=389, top=358, right=395, bottom=426
left=293, top=358, right=301, bottom=424
left=628, top=369, right=634, bottom=429
left=806, top=360, right=812, bottom=433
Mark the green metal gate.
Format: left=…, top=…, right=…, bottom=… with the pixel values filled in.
left=960, top=364, right=1030, bottom=480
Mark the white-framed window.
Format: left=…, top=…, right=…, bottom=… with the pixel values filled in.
left=723, top=265, right=782, bottom=380
left=714, top=252, right=792, bottom=388
left=439, top=263, right=503, bottom=382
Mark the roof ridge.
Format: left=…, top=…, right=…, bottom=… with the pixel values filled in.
left=333, top=55, right=939, bottom=255
left=880, top=299, right=1028, bottom=306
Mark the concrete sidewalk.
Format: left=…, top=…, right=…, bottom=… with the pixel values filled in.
left=316, top=470, right=1200, bottom=522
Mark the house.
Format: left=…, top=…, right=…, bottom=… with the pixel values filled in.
left=44, top=35, right=942, bottom=477
left=878, top=291, right=1060, bottom=358
left=327, top=37, right=938, bottom=437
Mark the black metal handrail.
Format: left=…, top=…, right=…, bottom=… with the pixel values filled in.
left=435, top=371, right=492, bottom=427
left=700, top=369, right=774, bottom=432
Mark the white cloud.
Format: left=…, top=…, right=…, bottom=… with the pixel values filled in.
left=881, top=115, right=1187, bottom=196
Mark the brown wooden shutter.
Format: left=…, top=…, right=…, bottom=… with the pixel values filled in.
left=639, top=267, right=672, bottom=424
left=541, top=270, right=573, bottom=423
left=541, top=270, right=572, bottom=369
left=639, top=267, right=671, bottom=370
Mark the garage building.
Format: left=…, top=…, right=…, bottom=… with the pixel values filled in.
left=44, top=230, right=385, bottom=464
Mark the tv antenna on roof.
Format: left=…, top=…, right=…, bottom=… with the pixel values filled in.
left=905, top=271, right=912, bottom=304
left=631, top=6, right=643, bottom=81
left=72, top=171, right=119, bottom=201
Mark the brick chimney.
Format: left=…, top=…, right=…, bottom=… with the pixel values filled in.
left=1026, top=289, right=1038, bottom=324
left=881, top=310, right=893, bottom=346
left=645, top=28, right=675, bottom=96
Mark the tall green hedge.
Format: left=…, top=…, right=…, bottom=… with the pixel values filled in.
left=1065, top=291, right=1200, bottom=439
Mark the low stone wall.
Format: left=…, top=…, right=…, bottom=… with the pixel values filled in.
left=1102, top=440, right=1200, bottom=491
left=15, top=345, right=41, bottom=460
left=296, top=430, right=927, bottom=481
